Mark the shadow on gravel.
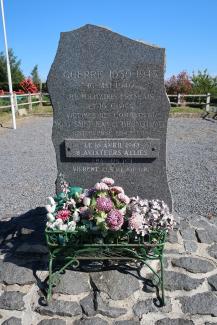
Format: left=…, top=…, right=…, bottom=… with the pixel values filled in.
left=0, top=207, right=48, bottom=268
left=201, top=117, right=217, bottom=123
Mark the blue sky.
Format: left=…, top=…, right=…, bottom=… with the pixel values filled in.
left=1, top=0, right=217, bottom=81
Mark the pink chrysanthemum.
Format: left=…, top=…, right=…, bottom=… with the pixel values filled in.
left=101, top=177, right=114, bottom=186
left=128, top=213, right=143, bottom=232
left=96, top=197, right=113, bottom=212
left=106, top=209, right=124, bottom=231
left=118, top=193, right=130, bottom=204
left=94, top=182, right=109, bottom=191
left=110, top=186, right=124, bottom=194
left=56, top=209, right=71, bottom=222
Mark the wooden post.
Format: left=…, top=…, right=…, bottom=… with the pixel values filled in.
left=28, top=93, right=32, bottom=110
left=13, top=93, right=18, bottom=112
left=206, top=93, right=210, bottom=111
left=39, top=92, right=42, bottom=107
left=177, top=93, right=181, bottom=106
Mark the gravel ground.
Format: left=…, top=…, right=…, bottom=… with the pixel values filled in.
left=0, top=116, right=216, bottom=220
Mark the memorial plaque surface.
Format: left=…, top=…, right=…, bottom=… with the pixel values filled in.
left=47, top=24, right=172, bottom=208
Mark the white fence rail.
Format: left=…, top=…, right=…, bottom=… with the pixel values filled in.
left=168, top=93, right=210, bottom=110
left=0, top=92, right=212, bottom=111
left=0, top=92, right=50, bottom=111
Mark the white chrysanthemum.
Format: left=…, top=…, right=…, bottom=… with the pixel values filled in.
left=68, top=221, right=76, bottom=231
left=139, top=199, right=149, bottom=207
left=68, top=198, right=76, bottom=208
left=47, top=197, right=56, bottom=206
left=45, top=204, right=56, bottom=213
left=59, top=224, right=68, bottom=231
left=46, top=222, right=55, bottom=229
left=47, top=213, right=55, bottom=222
left=141, top=206, right=149, bottom=214
left=53, top=219, right=63, bottom=229
left=83, top=197, right=91, bottom=206
left=150, top=209, right=160, bottom=220
left=72, top=210, right=80, bottom=222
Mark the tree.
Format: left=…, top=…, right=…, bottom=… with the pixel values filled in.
left=31, top=64, right=41, bottom=85
left=0, top=48, right=24, bottom=85
left=165, top=71, right=192, bottom=94
left=191, top=69, right=217, bottom=95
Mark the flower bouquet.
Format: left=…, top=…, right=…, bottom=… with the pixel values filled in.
left=45, top=177, right=174, bottom=247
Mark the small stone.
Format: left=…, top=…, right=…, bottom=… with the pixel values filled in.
left=133, top=298, right=172, bottom=317
left=190, top=218, right=210, bottom=229
left=164, top=271, right=203, bottom=291
left=208, top=243, right=217, bottom=259
left=179, top=292, right=217, bottom=316
left=2, top=317, right=22, bottom=325
left=18, top=108, right=28, bottom=116
left=167, top=231, right=178, bottom=243
left=74, top=317, right=108, bottom=325
left=195, top=229, right=213, bottom=244
left=0, top=260, right=35, bottom=285
left=183, top=241, right=197, bottom=253
left=179, top=220, right=190, bottom=230
left=54, top=270, right=90, bottom=295
left=96, top=292, right=127, bottom=318
left=80, top=293, right=96, bottom=317
left=114, top=321, right=140, bottom=325
left=195, top=222, right=217, bottom=243
left=37, top=319, right=66, bottom=325
left=35, top=299, right=82, bottom=317
left=155, top=318, right=194, bottom=325
left=172, top=257, right=214, bottom=273
left=208, top=274, right=217, bottom=290
left=207, top=227, right=217, bottom=243
left=0, top=291, right=25, bottom=311
left=164, top=249, right=180, bottom=254
left=180, top=228, right=196, bottom=241
left=90, top=270, right=140, bottom=300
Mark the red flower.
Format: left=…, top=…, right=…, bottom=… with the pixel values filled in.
left=56, top=209, right=70, bottom=222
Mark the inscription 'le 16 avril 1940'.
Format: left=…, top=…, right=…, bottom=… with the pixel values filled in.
left=65, top=139, right=160, bottom=159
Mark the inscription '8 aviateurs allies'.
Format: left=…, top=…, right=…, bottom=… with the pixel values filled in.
left=47, top=24, right=172, bottom=208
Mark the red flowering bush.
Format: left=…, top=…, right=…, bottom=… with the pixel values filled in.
left=19, top=78, right=38, bottom=93
left=165, top=71, right=192, bottom=94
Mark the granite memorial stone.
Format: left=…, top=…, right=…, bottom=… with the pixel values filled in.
left=47, top=24, right=172, bottom=208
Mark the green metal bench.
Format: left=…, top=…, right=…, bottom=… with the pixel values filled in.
left=45, top=229, right=167, bottom=305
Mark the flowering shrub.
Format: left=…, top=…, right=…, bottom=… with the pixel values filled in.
left=45, top=178, right=175, bottom=238
left=19, top=78, right=38, bottom=93
left=165, top=71, right=192, bottom=94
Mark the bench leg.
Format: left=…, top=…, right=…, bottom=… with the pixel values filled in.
left=47, top=253, right=53, bottom=302
left=160, top=255, right=165, bottom=306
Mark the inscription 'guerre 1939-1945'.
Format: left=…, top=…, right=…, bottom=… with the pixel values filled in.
left=47, top=24, right=172, bottom=208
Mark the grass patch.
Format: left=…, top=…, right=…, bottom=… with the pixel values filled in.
left=0, top=105, right=53, bottom=126
left=0, top=111, right=13, bottom=125
left=31, top=105, right=53, bottom=115
left=170, top=106, right=203, bottom=114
